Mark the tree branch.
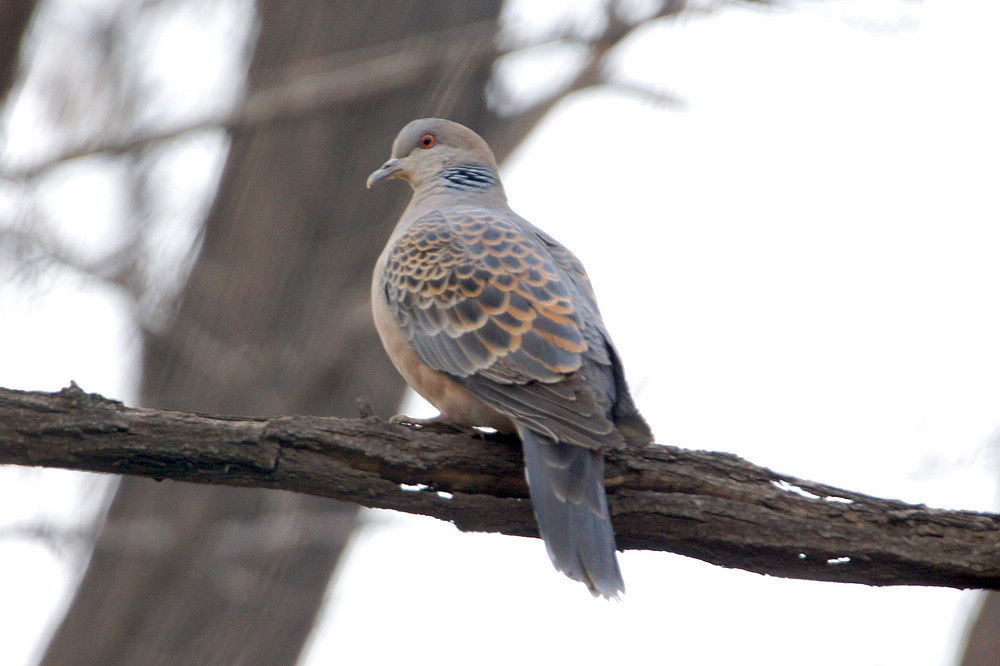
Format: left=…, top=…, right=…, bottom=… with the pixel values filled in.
left=1, top=19, right=503, bottom=180
left=2, top=383, right=998, bottom=589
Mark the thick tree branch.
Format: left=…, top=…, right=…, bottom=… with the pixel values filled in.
left=2, top=383, right=998, bottom=589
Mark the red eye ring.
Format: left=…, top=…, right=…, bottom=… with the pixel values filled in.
left=419, top=134, right=436, bottom=148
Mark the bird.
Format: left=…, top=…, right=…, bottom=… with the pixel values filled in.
left=367, top=118, right=652, bottom=598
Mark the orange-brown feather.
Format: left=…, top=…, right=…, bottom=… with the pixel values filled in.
left=383, top=207, right=588, bottom=379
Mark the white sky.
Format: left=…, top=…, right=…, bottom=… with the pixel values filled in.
left=2, top=1, right=999, bottom=665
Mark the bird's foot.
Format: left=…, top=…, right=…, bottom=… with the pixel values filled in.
left=389, top=413, right=480, bottom=436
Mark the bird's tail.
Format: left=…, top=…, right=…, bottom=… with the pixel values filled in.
left=518, top=426, right=624, bottom=598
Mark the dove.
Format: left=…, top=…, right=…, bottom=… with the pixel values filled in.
left=367, top=118, right=652, bottom=597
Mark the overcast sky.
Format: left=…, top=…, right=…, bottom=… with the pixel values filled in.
left=3, top=1, right=999, bottom=664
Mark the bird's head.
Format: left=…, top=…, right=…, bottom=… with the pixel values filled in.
left=366, top=118, right=499, bottom=190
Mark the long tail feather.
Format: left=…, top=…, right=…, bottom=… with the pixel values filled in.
left=518, top=426, right=624, bottom=598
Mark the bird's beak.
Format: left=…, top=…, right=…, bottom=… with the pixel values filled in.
left=366, top=158, right=403, bottom=188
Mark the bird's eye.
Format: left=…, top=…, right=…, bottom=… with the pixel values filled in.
left=419, top=134, right=436, bottom=149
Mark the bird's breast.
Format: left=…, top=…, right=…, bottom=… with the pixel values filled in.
left=372, top=254, right=515, bottom=433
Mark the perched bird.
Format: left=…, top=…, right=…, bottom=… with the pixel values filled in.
left=368, top=118, right=652, bottom=597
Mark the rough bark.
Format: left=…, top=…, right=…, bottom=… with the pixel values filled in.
left=3, top=384, right=999, bottom=590
left=39, top=2, right=503, bottom=665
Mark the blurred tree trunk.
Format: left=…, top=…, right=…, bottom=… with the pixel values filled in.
left=959, top=436, right=1000, bottom=663
left=961, top=592, right=1000, bottom=665
left=0, top=0, right=38, bottom=106
left=41, top=1, right=502, bottom=664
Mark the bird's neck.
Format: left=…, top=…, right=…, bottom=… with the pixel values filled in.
left=405, top=163, right=508, bottom=218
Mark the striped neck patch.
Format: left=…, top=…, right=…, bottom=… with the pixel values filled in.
left=439, top=165, right=499, bottom=191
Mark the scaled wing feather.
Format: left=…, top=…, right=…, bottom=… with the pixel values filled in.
left=382, top=206, right=626, bottom=450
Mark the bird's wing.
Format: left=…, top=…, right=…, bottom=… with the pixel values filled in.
left=524, top=221, right=601, bottom=313
left=381, top=206, right=624, bottom=450
left=518, top=215, right=654, bottom=448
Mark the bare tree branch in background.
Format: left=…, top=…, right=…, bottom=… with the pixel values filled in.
left=1, top=3, right=687, bottom=184
left=3, top=384, right=1000, bottom=590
